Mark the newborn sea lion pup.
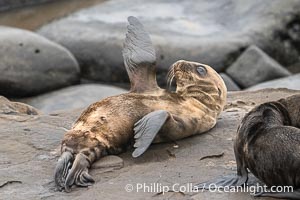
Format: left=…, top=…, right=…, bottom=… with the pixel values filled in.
left=197, top=94, right=300, bottom=199
left=55, top=16, right=227, bottom=192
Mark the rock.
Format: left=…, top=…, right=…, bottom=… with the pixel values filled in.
left=0, top=96, right=39, bottom=115
left=92, top=155, right=124, bottom=170
left=38, top=0, right=300, bottom=85
left=1, top=89, right=300, bottom=199
left=0, top=0, right=57, bottom=11
left=247, top=73, right=300, bottom=91
left=19, top=84, right=127, bottom=113
left=226, top=45, right=291, bottom=88
left=220, top=73, right=240, bottom=91
left=0, top=26, right=80, bottom=97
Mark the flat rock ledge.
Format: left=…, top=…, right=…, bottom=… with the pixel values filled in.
left=0, top=88, right=299, bottom=200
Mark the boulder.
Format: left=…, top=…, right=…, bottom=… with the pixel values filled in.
left=0, top=96, right=39, bottom=115
left=38, top=0, right=300, bottom=85
left=226, top=45, right=291, bottom=88
left=0, top=26, right=80, bottom=97
left=220, top=73, right=240, bottom=91
left=19, top=84, right=127, bottom=113
left=247, top=73, right=300, bottom=91
left=1, top=89, right=300, bottom=199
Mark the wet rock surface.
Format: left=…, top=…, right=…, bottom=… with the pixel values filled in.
left=247, top=73, right=300, bottom=91
left=226, top=46, right=291, bottom=88
left=1, top=89, right=299, bottom=200
left=0, top=26, right=80, bottom=97
left=18, top=84, right=127, bottom=113
left=38, top=0, right=300, bottom=85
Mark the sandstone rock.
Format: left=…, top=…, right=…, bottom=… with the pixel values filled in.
left=220, top=73, right=240, bottom=91
left=0, top=26, right=80, bottom=97
left=0, top=96, right=38, bottom=115
left=247, top=73, right=300, bottom=91
left=226, top=45, right=291, bottom=88
left=1, top=89, right=300, bottom=199
left=19, top=84, right=127, bottom=113
left=0, top=0, right=57, bottom=11
left=38, top=0, right=300, bottom=86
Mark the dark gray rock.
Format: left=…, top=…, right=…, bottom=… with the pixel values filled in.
left=226, top=45, right=291, bottom=88
left=220, top=73, right=241, bottom=91
left=247, top=73, right=300, bottom=91
left=0, top=26, right=80, bottom=97
left=38, top=0, right=300, bottom=85
left=19, top=84, right=127, bottom=113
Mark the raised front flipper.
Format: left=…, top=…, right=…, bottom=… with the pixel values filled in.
left=123, top=16, right=161, bottom=92
left=132, top=110, right=169, bottom=158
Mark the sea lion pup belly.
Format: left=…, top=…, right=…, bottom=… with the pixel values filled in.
left=197, top=94, right=300, bottom=199
left=54, top=16, right=227, bottom=192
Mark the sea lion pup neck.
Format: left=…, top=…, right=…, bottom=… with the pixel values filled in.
left=197, top=94, right=300, bottom=199
left=54, top=16, right=227, bottom=192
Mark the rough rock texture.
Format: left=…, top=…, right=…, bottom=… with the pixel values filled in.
left=247, top=73, right=300, bottom=91
left=18, top=84, right=127, bottom=113
left=0, top=26, right=80, bottom=97
left=1, top=89, right=299, bottom=200
left=226, top=46, right=291, bottom=88
left=0, top=0, right=58, bottom=11
left=38, top=0, right=300, bottom=85
left=220, top=73, right=240, bottom=91
left=0, top=96, right=39, bottom=115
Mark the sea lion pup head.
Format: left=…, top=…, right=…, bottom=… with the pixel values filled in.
left=167, top=60, right=227, bottom=112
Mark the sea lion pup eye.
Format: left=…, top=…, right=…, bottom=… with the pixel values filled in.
left=196, top=65, right=207, bottom=76
left=196, top=94, right=300, bottom=199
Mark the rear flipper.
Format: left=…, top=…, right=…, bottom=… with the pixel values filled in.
left=254, top=189, right=300, bottom=199
left=54, top=151, right=74, bottom=190
left=195, top=173, right=248, bottom=189
left=54, top=148, right=99, bottom=192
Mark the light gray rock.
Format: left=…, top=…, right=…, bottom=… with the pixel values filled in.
left=37, top=0, right=300, bottom=86
left=220, top=73, right=241, bottom=91
left=0, top=26, right=80, bottom=97
left=19, top=84, right=127, bottom=113
left=92, top=155, right=124, bottom=170
left=247, top=73, right=300, bottom=91
left=226, top=45, right=291, bottom=88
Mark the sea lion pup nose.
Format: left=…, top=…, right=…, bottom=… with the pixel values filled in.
left=197, top=94, right=300, bottom=199
left=54, top=16, right=227, bottom=192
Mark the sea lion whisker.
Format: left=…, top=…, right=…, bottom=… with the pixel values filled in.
left=166, top=66, right=175, bottom=90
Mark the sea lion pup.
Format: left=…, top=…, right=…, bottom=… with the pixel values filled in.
left=54, top=16, right=227, bottom=192
left=197, top=94, right=300, bottom=199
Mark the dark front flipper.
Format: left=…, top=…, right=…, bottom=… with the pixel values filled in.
left=54, top=151, right=74, bottom=190
left=123, top=16, right=160, bottom=93
left=65, top=153, right=95, bottom=192
left=254, top=189, right=300, bottom=199
left=196, top=173, right=248, bottom=189
left=132, top=110, right=169, bottom=158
